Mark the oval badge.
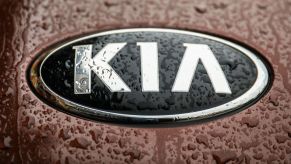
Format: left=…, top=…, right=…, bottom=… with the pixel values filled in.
left=29, top=28, right=271, bottom=123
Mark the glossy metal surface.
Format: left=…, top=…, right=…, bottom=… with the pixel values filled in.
left=30, top=28, right=270, bottom=123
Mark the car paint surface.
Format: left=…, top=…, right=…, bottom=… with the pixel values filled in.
left=0, top=0, right=291, bottom=163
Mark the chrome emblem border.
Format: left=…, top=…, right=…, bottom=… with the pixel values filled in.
left=29, top=28, right=271, bottom=123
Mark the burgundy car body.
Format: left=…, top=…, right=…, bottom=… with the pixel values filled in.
left=0, top=0, right=291, bottom=163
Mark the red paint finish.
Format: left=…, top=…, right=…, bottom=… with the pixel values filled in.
left=0, top=0, right=291, bottom=163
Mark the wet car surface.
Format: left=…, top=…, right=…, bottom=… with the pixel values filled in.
left=0, top=0, right=291, bottom=163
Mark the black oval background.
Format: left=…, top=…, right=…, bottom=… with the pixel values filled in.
left=39, top=31, right=258, bottom=116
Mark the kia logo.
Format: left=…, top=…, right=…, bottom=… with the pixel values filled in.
left=73, top=43, right=231, bottom=94
left=29, top=28, right=271, bottom=123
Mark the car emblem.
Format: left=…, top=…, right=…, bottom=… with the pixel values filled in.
left=29, top=28, right=271, bottom=123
